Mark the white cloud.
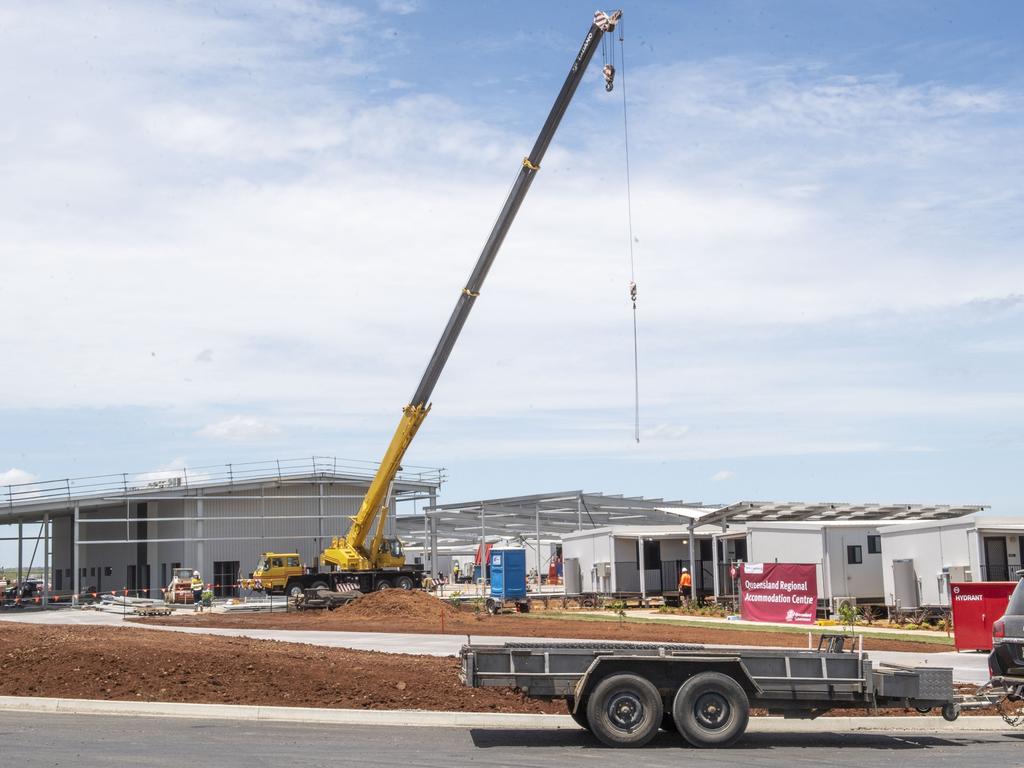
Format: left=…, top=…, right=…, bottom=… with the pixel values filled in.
left=378, top=0, right=418, bottom=14
left=0, top=468, right=37, bottom=486
left=710, top=470, right=736, bottom=483
left=0, top=6, right=1021, bottom=466
left=198, top=417, right=282, bottom=442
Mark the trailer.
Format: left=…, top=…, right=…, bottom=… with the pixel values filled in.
left=460, top=636, right=975, bottom=748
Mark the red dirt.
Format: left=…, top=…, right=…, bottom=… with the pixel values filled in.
left=0, top=621, right=560, bottom=713
left=136, top=591, right=948, bottom=654
left=1, top=621, right=1018, bottom=718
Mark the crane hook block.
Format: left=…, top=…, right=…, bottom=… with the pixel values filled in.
left=603, top=63, right=616, bottom=92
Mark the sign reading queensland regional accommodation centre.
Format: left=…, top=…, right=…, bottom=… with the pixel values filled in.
left=740, top=563, right=818, bottom=625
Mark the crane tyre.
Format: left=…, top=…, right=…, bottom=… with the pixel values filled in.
left=586, top=673, right=662, bottom=747
left=395, top=575, right=415, bottom=590
left=565, top=696, right=590, bottom=731
left=672, top=672, right=749, bottom=748
left=375, top=579, right=392, bottom=591
left=310, top=581, right=328, bottom=591
left=287, top=584, right=303, bottom=599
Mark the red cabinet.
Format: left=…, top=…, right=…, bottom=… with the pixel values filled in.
left=951, top=581, right=1016, bottom=652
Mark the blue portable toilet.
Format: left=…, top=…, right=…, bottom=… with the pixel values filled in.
left=489, top=546, right=527, bottom=600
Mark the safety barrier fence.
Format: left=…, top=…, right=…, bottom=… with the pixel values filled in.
left=0, top=581, right=267, bottom=608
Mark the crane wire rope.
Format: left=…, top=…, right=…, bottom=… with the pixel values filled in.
left=618, top=20, right=640, bottom=443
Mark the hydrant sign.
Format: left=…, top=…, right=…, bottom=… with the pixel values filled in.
left=740, top=563, right=818, bottom=625
left=951, top=581, right=1016, bottom=652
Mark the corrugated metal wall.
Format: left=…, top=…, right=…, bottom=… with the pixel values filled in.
left=51, top=480, right=410, bottom=597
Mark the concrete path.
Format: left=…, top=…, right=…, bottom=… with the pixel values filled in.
left=0, top=607, right=993, bottom=683
left=1, top=710, right=1020, bottom=768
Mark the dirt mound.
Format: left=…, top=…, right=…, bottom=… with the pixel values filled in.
left=0, top=621, right=559, bottom=713
left=339, top=590, right=458, bottom=621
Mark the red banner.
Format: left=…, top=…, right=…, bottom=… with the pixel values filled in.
left=740, top=563, right=818, bottom=624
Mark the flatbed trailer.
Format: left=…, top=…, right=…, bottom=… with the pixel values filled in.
left=460, top=637, right=975, bottom=748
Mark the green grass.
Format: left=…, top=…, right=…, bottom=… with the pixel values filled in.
left=515, top=609, right=955, bottom=647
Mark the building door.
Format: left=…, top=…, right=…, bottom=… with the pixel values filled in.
left=126, top=564, right=137, bottom=596
left=984, top=537, right=1009, bottom=581
left=213, top=561, right=240, bottom=598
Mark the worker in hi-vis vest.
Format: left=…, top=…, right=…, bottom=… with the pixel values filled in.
left=191, top=571, right=204, bottom=612
left=678, top=567, right=693, bottom=603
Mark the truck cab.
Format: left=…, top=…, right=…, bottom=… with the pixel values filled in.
left=246, top=553, right=305, bottom=595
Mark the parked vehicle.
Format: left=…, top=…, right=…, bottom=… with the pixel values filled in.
left=990, top=570, right=1024, bottom=701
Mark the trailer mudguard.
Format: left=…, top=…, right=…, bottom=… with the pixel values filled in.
left=573, top=655, right=761, bottom=708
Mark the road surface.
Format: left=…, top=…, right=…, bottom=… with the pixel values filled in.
left=1, top=712, right=1021, bottom=768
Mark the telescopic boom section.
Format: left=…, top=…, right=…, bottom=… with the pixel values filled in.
left=321, top=10, right=623, bottom=571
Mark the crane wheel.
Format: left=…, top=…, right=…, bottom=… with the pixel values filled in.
left=375, top=580, right=392, bottom=591
left=395, top=576, right=415, bottom=590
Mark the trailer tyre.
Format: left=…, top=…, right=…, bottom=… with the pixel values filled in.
left=395, top=576, right=415, bottom=590
left=565, top=696, right=590, bottom=731
left=586, top=673, right=663, bottom=747
left=672, top=672, right=749, bottom=748
left=941, top=703, right=960, bottom=722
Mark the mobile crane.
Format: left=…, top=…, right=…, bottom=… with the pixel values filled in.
left=245, top=10, right=623, bottom=598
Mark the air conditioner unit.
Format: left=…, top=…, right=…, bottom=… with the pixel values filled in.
left=947, top=565, right=971, bottom=582
left=594, top=562, right=611, bottom=578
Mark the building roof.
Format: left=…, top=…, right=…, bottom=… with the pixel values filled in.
left=697, top=501, right=985, bottom=528
left=1, top=456, right=444, bottom=522
left=397, top=494, right=987, bottom=552
left=396, top=491, right=711, bottom=551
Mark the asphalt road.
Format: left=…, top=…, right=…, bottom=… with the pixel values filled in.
left=2, top=712, right=1022, bottom=768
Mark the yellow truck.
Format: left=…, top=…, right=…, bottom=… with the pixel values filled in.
left=242, top=551, right=410, bottom=597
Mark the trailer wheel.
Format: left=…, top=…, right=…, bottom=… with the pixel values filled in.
left=485, top=598, right=499, bottom=615
left=672, top=672, right=749, bottom=748
left=586, top=673, right=663, bottom=747
left=941, top=703, right=960, bottom=722
left=565, top=696, right=590, bottom=731
left=395, top=576, right=415, bottom=590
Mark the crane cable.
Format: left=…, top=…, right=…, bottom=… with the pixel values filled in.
left=618, top=20, right=640, bottom=443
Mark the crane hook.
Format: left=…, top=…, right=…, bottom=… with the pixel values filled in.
left=603, top=63, right=616, bottom=92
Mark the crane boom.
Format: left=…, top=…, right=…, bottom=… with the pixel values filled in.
left=320, top=10, right=623, bottom=572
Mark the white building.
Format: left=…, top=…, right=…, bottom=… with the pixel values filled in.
left=879, top=515, right=1024, bottom=609
left=0, top=457, right=442, bottom=603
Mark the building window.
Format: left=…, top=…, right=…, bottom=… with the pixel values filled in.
left=65, top=568, right=71, bottom=578
left=847, top=545, right=863, bottom=565
left=55, top=570, right=62, bottom=591
left=104, top=566, right=112, bottom=576
left=867, top=535, right=881, bottom=554
left=90, top=567, right=96, bottom=576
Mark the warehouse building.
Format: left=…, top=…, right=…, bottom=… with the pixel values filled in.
left=0, top=457, right=442, bottom=603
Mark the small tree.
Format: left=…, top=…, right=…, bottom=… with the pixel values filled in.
left=836, top=600, right=858, bottom=632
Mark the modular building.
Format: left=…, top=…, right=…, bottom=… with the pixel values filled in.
left=879, top=515, right=1024, bottom=609
left=0, top=457, right=442, bottom=603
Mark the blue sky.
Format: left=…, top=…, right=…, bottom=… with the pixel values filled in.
left=1, top=1, right=1022, bottom=565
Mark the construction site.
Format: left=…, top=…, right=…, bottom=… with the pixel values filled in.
left=2, top=3, right=1023, bottom=764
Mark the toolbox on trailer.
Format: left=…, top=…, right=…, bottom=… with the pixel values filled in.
left=460, top=638, right=971, bottom=748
